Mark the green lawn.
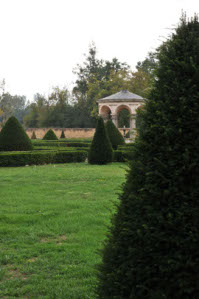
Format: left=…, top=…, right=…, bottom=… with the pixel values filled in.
left=0, top=163, right=126, bottom=298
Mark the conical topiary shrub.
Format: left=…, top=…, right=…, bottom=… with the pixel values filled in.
left=0, top=116, right=33, bottom=151
left=31, top=131, right=37, bottom=139
left=43, top=129, right=58, bottom=140
left=98, top=15, right=199, bottom=298
left=60, top=130, right=65, bottom=139
left=105, top=119, right=125, bottom=150
left=88, top=117, right=113, bottom=164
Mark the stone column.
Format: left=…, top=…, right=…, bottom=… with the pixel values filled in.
left=130, top=114, right=136, bottom=139
left=130, top=114, right=136, bottom=129
left=111, top=114, right=118, bottom=128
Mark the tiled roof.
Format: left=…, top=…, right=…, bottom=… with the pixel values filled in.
left=97, top=90, right=145, bottom=102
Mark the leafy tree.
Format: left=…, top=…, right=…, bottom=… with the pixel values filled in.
left=0, top=92, right=27, bottom=124
left=0, top=116, right=33, bottom=151
left=73, top=43, right=130, bottom=119
left=98, top=14, right=199, bottom=298
left=105, top=120, right=125, bottom=150
left=136, top=51, right=158, bottom=76
left=43, top=129, right=58, bottom=140
left=88, top=117, right=112, bottom=164
left=47, top=87, right=71, bottom=127
left=24, top=93, right=50, bottom=128
left=24, top=88, right=96, bottom=128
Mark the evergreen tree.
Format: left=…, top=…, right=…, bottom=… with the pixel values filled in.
left=31, top=131, right=37, bottom=139
left=60, top=130, right=65, bottom=139
left=105, top=119, right=125, bottom=150
left=43, top=129, right=58, bottom=140
left=0, top=116, right=33, bottom=151
left=88, top=117, right=113, bottom=164
left=98, top=15, right=199, bottom=298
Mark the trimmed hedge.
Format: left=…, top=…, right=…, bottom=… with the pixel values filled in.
left=88, top=117, right=113, bottom=165
left=43, top=129, right=58, bottom=140
left=113, top=150, right=134, bottom=162
left=105, top=120, right=125, bottom=150
left=31, top=131, right=37, bottom=139
left=32, top=141, right=90, bottom=148
left=60, top=130, right=65, bottom=139
left=0, top=150, right=87, bottom=167
left=33, top=146, right=89, bottom=152
left=31, top=139, right=92, bottom=143
left=0, top=116, right=33, bottom=151
left=98, top=15, right=199, bottom=299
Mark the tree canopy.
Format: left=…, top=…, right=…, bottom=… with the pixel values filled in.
left=0, top=92, right=27, bottom=125
left=0, top=43, right=155, bottom=129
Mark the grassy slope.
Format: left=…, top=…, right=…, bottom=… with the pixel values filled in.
left=0, top=163, right=126, bottom=298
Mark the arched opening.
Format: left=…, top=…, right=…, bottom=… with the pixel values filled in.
left=116, top=105, right=130, bottom=128
left=100, top=105, right=112, bottom=121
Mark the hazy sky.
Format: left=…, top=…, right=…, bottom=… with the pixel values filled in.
left=0, top=0, right=198, bottom=101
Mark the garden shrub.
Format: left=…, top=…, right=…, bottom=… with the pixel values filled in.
left=43, top=129, right=58, bottom=140
left=98, top=15, right=199, bottom=298
left=105, top=120, right=125, bottom=150
left=88, top=117, right=112, bottom=165
left=113, top=150, right=134, bottom=162
left=0, top=116, right=33, bottom=151
left=60, top=130, right=65, bottom=139
left=31, top=131, right=37, bottom=139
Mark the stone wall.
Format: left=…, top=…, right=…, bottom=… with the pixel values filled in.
left=0, top=127, right=129, bottom=139
left=25, top=128, right=96, bottom=139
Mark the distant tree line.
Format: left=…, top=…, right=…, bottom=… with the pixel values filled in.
left=0, top=44, right=157, bottom=128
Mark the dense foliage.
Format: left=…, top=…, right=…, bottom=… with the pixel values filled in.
left=0, top=91, right=27, bottom=125
left=98, top=15, right=199, bottom=298
left=105, top=120, right=125, bottom=149
left=0, top=116, right=33, bottom=151
left=43, top=129, right=58, bottom=140
left=88, top=117, right=112, bottom=164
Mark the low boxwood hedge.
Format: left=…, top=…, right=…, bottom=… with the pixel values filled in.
left=0, top=150, right=87, bottom=167
left=113, top=150, right=134, bottom=162
left=33, top=146, right=89, bottom=152
left=117, top=143, right=135, bottom=150
left=32, top=141, right=90, bottom=148
left=58, top=138, right=92, bottom=143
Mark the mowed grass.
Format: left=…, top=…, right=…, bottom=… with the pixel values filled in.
left=0, top=163, right=126, bottom=298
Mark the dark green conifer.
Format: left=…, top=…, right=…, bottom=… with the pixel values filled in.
left=98, top=15, right=199, bottom=298
left=105, top=119, right=125, bottom=150
left=31, top=131, right=37, bottom=139
left=43, top=129, right=58, bottom=140
left=88, top=117, right=112, bottom=164
left=0, top=116, right=33, bottom=151
left=60, top=130, right=65, bottom=139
